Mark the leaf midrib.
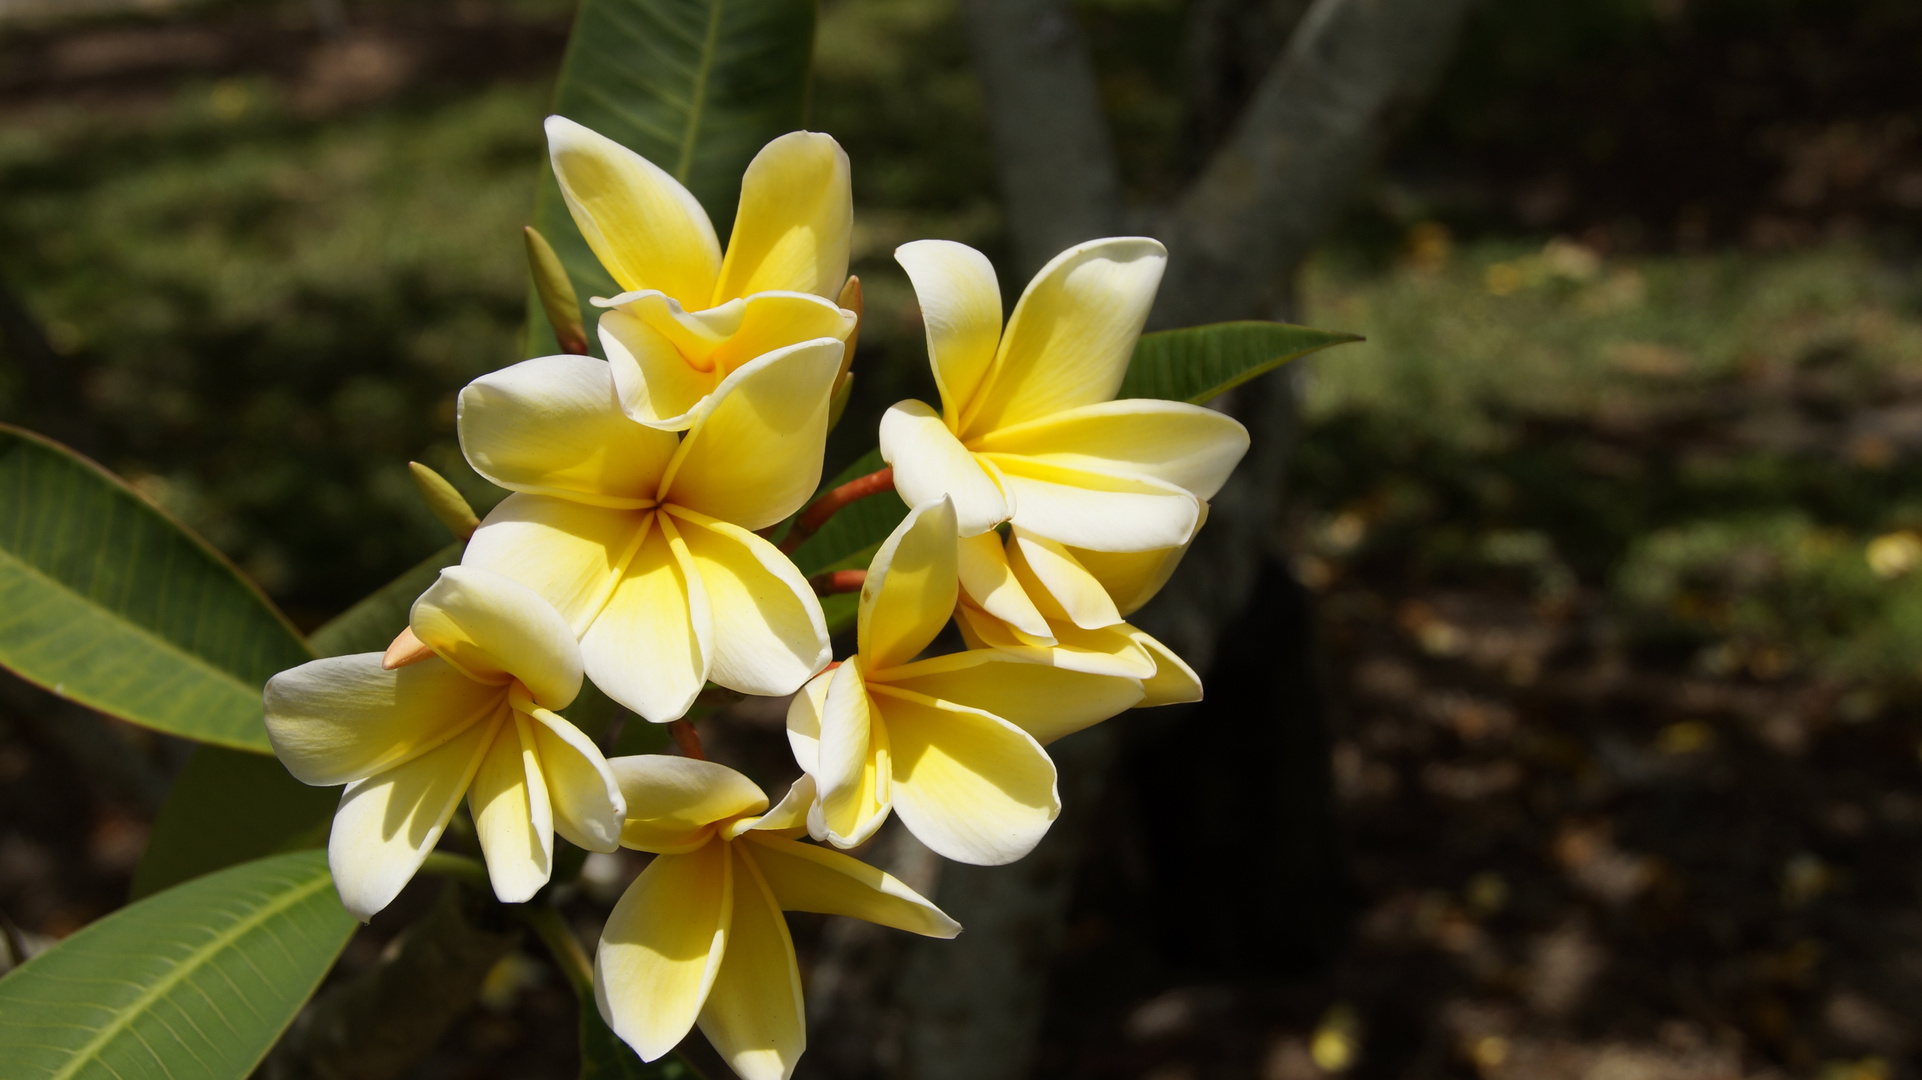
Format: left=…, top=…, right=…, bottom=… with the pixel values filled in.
left=14, top=864, right=335, bottom=1080
left=674, top=0, right=726, bottom=183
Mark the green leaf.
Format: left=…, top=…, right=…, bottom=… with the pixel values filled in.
left=130, top=746, right=337, bottom=900
left=0, top=424, right=313, bottom=752
left=526, top=0, right=817, bottom=357
left=0, top=850, right=355, bottom=1080
left=306, top=541, right=464, bottom=658
left=1119, top=321, right=1362, bottom=405
left=580, top=1002, right=699, bottom=1080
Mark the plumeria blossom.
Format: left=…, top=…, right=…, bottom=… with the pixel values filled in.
left=597, top=757, right=957, bottom=1080
left=786, top=498, right=1145, bottom=865
left=546, top=116, right=856, bottom=429
left=457, top=342, right=840, bottom=724
left=952, top=524, right=1202, bottom=707
left=264, top=566, right=623, bottom=921
left=879, top=237, right=1249, bottom=549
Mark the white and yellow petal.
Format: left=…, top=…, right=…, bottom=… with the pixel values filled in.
left=743, top=832, right=959, bottom=938
left=545, top=115, right=720, bottom=305
left=878, top=400, right=1009, bottom=538
left=954, top=602, right=1158, bottom=679
left=265, top=654, right=502, bottom=787
left=955, top=531, right=1053, bottom=642
left=328, top=714, right=500, bottom=921
left=713, top=131, right=853, bottom=304
left=661, top=338, right=844, bottom=531
left=1007, top=530, right=1121, bottom=630
left=462, top=495, right=651, bottom=635
left=457, top=353, right=675, bottom=506
left=609, top=755, right=769, bottom=853
left=580, top=516, right=711, bottom=724
left=1131, top=627, right=1203, bottom=707
left=960, top=237, right=1166, bottom=438
left=1069, top=532, right=1194, bottom=617
left=870, top=687, right=1059, bottom=865
left=986, top=454, right=1200, bottom=552
left=971, top=398, right=1248, bottom=501
left=872, top=650, right=1143, bottom=746
left=597, top=837, right=732, bottom=1062
left=411, top=565, right=584, bottom=710
left=894, top=240, right=1002, bottom=424
left=468, top=711, right=553, bottom=904
left=525, top=703, right=626, bottom=852
left=669, top=507, right=830, bottom=697
left=859, top=497, right=959, bottom=672
left=810, top=661, right=890, bottom=849
left=599, top=305, right=724, bottom=432
left=697, top=846, right=806, bottom=1080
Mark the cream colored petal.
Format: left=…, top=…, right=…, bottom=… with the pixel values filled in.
left=987, top=454, right=1200, bottom=552
left=784, top=668, right=832, bottom=777
left=581, top=516, right=712, bottom=723
left=744, top=832, right=960, bottom=938
left=894, top=240, right=1002, bottom=424
left=733, top=773, right=815, bottom=838
left=526, top=704, right=626, bottom=852
left=812, top=661, right=890, bottom=849
left=328, top=714, right=499, bottom=921
left=1069, top=527, right=1195, bottom=618
left=1132, top=627, right=1203, bottom=707
left=469, top=712, right=552, bottom=904
left=713, top=130, right=852, bottom=303
left=872, top=688, right=1059, bottom=865
left=706, top=292, right=856, bottom=378
left=960, top=237, right=1166, bottom=438
left=265, top=654, right=502, bottom=788
left=463, top=495, right=651, bottom=635
left=859, top=497, right=959, bottom=672
left=545, top=115, right=720, bottom=304
left=597, top=838, right=731, bottom=1062
left=668, top=508, right=830, bottom=697
left=599, top=305, right=722, bottom=431
left=1007, top=530, right=1121, bottom=630
left=661, top=338, right=843, bottom=531
left=953, top=603, right=1157, bottom=679
left=411, top=565, right=583, bottom=710
left=878, top=400, right=1008, bottom=538
left=969, top=399, right=1249, bottom=500
left=697, top=847, right=804, bottom=1080
left=872, top=650, right=1143, bottom=746
left=457, top=354, right=676, bottom=504
left=609, top=755, right=769, bottom=853
left=955, top=531, right=1054, bottom=642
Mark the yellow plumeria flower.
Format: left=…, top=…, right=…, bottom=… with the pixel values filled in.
left=952, top=526, right=1202, bottom=706
left=546, top=117, right=857, bottom=429
left=264, top=566, right=623, bottom=921
left=457, top=342, right=840, bottom=724
left=597, top=758, right=957, bottom=1080
left=879, top=237, right=1249, bottom=549
left=786, top=498, right=1145, bottom=865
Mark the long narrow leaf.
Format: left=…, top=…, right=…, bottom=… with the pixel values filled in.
left=306, top=540, right=464, bottom=658
left=130, top=747, right=337, bottom=900
left=526, top=0, right=817, bottom=356
left=0, top=425, right=312, bottom=752
left=1120, top=321, right=1361, bottom=405
left=0, top=850, right=355, bottom=1080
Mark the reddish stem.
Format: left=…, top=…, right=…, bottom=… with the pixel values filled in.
left=782, top=468, right=895, bottom=553
left=810, top=569, right=867, bottom=596
left=668, top=719, right=705, bottom=760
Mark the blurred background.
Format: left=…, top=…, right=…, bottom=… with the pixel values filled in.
left=3, top=0, right=1922, bottom=1077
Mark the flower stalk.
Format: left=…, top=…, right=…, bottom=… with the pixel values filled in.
left=781, top=467, right=896, bottom=553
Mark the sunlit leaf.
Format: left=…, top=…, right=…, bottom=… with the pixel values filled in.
left=0, top=850, right=354, bottom=1080
left=0, top=424, right=312, bottom=752
left=1120, top=321, right=1362, bottom=405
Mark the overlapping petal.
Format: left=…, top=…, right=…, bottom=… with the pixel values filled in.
left=461, top=496, right=650, bottom=634
left=955, top=531, right=1053, bottom=641
left=743, top=832, right=959, bottom=938
left=987, top=455, right=1200, bottom=552
left=872, top=687, right=1059, bottom=865
left=805, top=662, right=890, bottom=849
left=670, top=507, right=829, bottom=697
left=859, top=498, right=959, bottom=671
left=872, top=651, right=1143, bottom=746
left=264, top=654, right=502, bottom=787
left=410, top=566, right=583, bottom=709
left=526, top=704, right=625, bottom=852
left=1070, top=533, right=1193, bottom=617
left=597, top=838, right=731, bottom=1061
left=456, top=354, right=675, bottom=505
left=469, top=712, right=552, bottom=903
left=879, top=401, right=1010, bottom=537
left=329, top=716, right=499, bottom=921
left=1006, top=531, right=1121, bottom=630
left=698, top=847, right=805, bottom=1080
left=714, top=131, right=852, bottom=303
left=970, top=398, right=1249, bottom=501
left=954, top=600, right=1158, bottom=679
left=545, top=115, right=720, bottom=305
left=609, top=756, right=769, bottom=853
left=580, top=516, right=710, bottom=724
left=1131, top=629, right=1204, bottom=707
left=894, top=240, right=1002, bottom=424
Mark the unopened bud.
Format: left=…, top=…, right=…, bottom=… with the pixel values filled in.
left=524, top=225, right=588, bottom=355
left=407, top=461, right=479, bottom=540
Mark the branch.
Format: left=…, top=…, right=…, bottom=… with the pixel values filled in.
left=780, top=467, right=893, bottom=554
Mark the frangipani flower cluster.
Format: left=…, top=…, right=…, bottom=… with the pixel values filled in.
left=262, top=117, right=1250, bottom=1080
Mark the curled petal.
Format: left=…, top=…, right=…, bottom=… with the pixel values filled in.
left=545, top=115, right=720, bottom=304
left=411, top=566, right=583, bottom=710
left=1070, top=529, right=1195, bottom=618
left=873, top=650, right=1143, bottom=745
left=669, top=508, right=830, bottom=698
left=329, top=715, right=500, bottom=921
left=714, top=130, right=853, bottom=303
left=469, top=712, right=553, bottom=904
left=859, top=498, right=959, bottom=672
left=894, top=240, right=1002, bottom=424
left=879, top=400, right=1009, bottom=538
left=956, top=531, right=1053, bottom=642
left=597, top=838, right=731, bottom=1062
left=970, top=398, right=1249, bottom=500
left=961, top=237, right=1166, bottom=438
left=526, top=706, right=626, bottom=852
left=784, top=668, right=832, bottom=777
left=733, top=773, right=816, bottom=838
left=609, top=755, right=769, bottom=853
left=871, top=687, right=1059, bottom=865
left=744, top=832, right=960, bottom=938
left=265, top=654, right=502, bottom=787
left=812, top=661, right=890, bottom=849
left=457, top=353, right=675, bottom=505
left=1008, top=531, right=1120, bottom=630
left=1132, top=628, right=1203, bottom=707
left=600, top=306, right=722, bottom=432
left=697, top=846, right=806, bottom=1080
left=954, top=602, right=1158, bottom=679
left=987, top=454, right=1199, bottom=552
